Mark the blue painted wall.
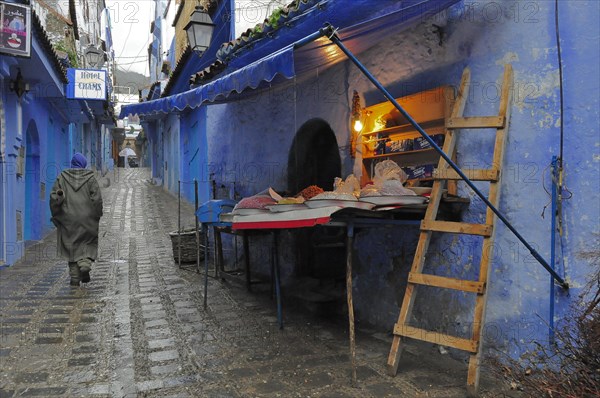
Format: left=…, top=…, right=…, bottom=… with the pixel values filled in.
left=143, top=0, right=598, bottom=357
left=197, top=0, right=598, bottom=357
left=2, top=91, right=71, bottom=265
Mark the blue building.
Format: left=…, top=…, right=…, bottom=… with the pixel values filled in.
left=0, top=1, right=115, bottom=267
left=122, top=0, right=599, bottom=381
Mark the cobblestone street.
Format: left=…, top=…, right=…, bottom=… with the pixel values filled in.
left=0, top=169, right=515, bottom=397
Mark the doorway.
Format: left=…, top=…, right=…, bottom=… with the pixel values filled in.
left=24, top=120, right=41, bottom=241
left=287, top=118, right=345, bottom=279
left=287, top=118, right=341, bottom=194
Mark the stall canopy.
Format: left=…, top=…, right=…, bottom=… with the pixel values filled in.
left=120, top=0, right=459, bottom=118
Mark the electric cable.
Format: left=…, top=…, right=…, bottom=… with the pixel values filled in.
left=115, top=59, right=149, bottom=66
left=116, top=20, right=134, bottom=59
left=540, top=163, right=552, bottom=219
left=554, top=0, right=565, bottom=165
left=123, top=37, right=152, bottom=74
left=553, top=0, right=573, bottom=281
left=114, top=55, right=150, bottom=59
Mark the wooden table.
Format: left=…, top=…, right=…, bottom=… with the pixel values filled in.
left=230, top=206, right=425, bottom=385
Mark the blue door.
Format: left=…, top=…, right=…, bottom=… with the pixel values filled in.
left=24, top=120, right=41, bottom=241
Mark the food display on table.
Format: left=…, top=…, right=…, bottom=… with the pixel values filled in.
left=360, top=195, right=427, bottom=206
left=267, top=187, right=307, bottom=207
left=263, top=188, right=308, bottom=212
left=234, top=163, right=430, bottom=217
left=297, top=185, right=324, bottom=200
left=233, top=191, right=277, bottom=215
left=266, top=203, right=308, bottom=212
left=305, top=197, right=375, bottom=210
left=306, top=175, right=360, bottom=204
left=277, top=196, right=305, bottom=204
left=309, top=192, right=357, bottom=201
left=359, top=160, right=418, bottom=199
left=305, top=175, right=378, bottom=209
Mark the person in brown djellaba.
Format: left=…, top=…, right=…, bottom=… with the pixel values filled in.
left=49, top=153, right=103, bottom=286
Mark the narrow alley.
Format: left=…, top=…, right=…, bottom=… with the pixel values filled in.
left=0, top=169, right=516, bottom=398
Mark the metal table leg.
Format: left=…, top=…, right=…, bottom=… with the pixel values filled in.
left=243, top=232, right=251, bottom=292
left=214, top=227, right=224, bottom=279
left=346, top=222, right=357, bottom=386
left=272, top=231, right=283, bottom=330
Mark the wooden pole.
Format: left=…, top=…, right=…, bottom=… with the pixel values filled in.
left=177, top=180, right=181, bottom=269
left=346, top=222, right=357, bottom=386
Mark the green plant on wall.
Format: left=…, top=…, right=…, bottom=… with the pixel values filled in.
left=53, top=40, right=79, bottom=67
left=250, top=24, right=263, bottom=38
left=268, top=7, right=283, bottom=29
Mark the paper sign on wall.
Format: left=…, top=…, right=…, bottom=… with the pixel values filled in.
left=0, top=2, right=31, bottom=57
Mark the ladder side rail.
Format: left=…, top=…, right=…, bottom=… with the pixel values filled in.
left=466, top=65, right=514, bottom=396
left=387, top=68, right=471, bottom=375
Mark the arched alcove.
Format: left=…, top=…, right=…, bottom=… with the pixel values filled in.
left=287, top=118, right=345, bottom=280
left=287, top=118, right=341, bottom=194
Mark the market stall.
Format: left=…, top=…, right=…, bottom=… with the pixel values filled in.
left=196, top=162, right=467, bottom=385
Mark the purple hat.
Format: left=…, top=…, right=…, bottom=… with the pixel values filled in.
left=71, top=153, right=87, bottom=169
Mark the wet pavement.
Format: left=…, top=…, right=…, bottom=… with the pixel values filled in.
left=0, top=169, right=517, bottom=397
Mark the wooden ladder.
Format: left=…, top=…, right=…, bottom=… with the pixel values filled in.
left=387, top=64, right=513, bottom=396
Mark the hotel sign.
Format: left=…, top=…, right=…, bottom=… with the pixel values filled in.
left=67, top=69, right=107, bottom=100
left=0, top=2, right=31, bottom=57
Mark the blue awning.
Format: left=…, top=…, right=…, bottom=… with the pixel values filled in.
left=121, top=46, right=295, bottom=118
left=120, top=0, right=459, bottom=118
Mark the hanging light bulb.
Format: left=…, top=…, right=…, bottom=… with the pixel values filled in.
left=353, top=119, right=364, bottom=132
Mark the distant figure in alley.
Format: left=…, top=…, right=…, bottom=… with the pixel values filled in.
left=50, top=153, right=104, bottom=286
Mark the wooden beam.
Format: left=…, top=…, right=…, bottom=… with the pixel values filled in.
left=393, top=324, right=479, bottom=353
left=421, top=220, right=493, bottom=237
left=446, top=116, right=505, bottom=129
left=433, top=168, right=499, bottom=182
left=408, top=273, right=485, bottom=294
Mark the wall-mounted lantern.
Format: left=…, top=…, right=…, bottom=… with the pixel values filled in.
left=10, top=69, right=30, bottom=99
left=184, top=6, right=215, bottom=56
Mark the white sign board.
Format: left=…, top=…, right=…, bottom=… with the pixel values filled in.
left=67, top=69, right=107, bottom=100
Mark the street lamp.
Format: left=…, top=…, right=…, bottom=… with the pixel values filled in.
left=85, top=45, right=104, bottom=68
left=184, top=6, right=215, bottom=56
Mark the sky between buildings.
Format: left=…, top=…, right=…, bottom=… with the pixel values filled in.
left=107, top=0, right=288, bottom=77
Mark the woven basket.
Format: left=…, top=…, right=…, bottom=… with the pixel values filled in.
left=169, top=228, right=206, bottom=263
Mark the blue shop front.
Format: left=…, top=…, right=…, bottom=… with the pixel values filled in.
left=122, top=0, right=599, bottom=391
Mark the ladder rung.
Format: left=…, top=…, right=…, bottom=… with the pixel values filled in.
left=421, top=220, right=493, bottom=237
left=393, top=324, right=478, bottom=353
left=446, top=116, right=505, bottom=129
left=433, top=168, right=499, bottom=182
left=408, top=272, right=485, bottom=294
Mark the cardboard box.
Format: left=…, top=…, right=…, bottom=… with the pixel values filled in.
left=403, top=164, right=436, bottom=180
left=385, top=138, right=413, bottom=153
left=413, top=134, right=445, bottom=150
